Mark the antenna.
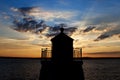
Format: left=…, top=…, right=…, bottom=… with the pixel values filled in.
left=60, top=24, right=64, bottom=33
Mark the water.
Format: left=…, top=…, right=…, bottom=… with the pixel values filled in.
left=83, top=59, right=120, bottom=80
left=0, top=58, right=120, bottom=80
left=0, top=58, right=41, bottom=80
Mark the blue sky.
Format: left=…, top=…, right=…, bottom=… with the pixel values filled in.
left=0, top=0, right=120, bottom=25
left=0, top=0, right=120, bottom=57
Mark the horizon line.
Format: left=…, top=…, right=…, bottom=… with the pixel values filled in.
left=0, top=56, right=120, bottom=59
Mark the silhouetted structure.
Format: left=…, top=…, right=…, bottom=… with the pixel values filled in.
left=39, top=27, right=84, bottom=80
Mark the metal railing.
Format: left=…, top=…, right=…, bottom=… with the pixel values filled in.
left=41, top=48, right=82, bottom=59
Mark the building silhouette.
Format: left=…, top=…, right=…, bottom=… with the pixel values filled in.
left=39, top=27, right=84, bottom=80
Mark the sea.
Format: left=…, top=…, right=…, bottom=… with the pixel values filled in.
left=0, top=58, right=120, bottom=80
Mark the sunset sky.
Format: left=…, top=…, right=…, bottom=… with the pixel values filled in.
left=0, top=0, right=120, bottom=58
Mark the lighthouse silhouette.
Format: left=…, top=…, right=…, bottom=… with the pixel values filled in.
left=39, top=27, right=84, bottom=80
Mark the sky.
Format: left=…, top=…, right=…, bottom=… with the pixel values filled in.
left=0, top=0, right=120, bottom=58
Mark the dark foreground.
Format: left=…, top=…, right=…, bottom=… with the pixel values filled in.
left=0, top=58, right=120, bottom=80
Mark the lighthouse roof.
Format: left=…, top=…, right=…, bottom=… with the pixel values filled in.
left=51, top=28, right=73, bottom=42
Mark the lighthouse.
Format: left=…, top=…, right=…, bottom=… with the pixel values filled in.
left=51, top=27, right=73, bottom=63
left=39, top=27, right=84, bottom=80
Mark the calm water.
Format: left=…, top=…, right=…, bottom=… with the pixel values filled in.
left=0, top=58, right=120, bottom=80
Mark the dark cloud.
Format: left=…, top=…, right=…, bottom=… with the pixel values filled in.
left=46, top=33, right=59, bottom=37
left=13, top=17, right=47, bottom=33
left=46, top=24, right=77, bottom=37
left=7, top=7, right=78, bottom=39
left=10, top=7, right=77, bottom=38
left=94, top=34, right=110, bottom=41
left=12, top=16, right=77, bottom=37
left=83, top=26, right=96, bottom=32
left=94, top=27, right=120, bottom=41
left=10, top=7, right=120, bottom=41
left=50, top=24, right=76, bottom=32
left=18, top=7, right=36, bottom=16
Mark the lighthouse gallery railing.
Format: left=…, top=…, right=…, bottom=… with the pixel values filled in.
left=41, top=48, right=82, bottom=59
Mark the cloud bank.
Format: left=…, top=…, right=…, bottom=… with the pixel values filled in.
left=1, top=6, right=120, bottom=47
left=9, top=7, right=78, bottom=37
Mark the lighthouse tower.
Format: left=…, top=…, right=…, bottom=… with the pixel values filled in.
left=39, top=27, right=84, bottom=80
left=51, top=27, right=73, bottom=63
